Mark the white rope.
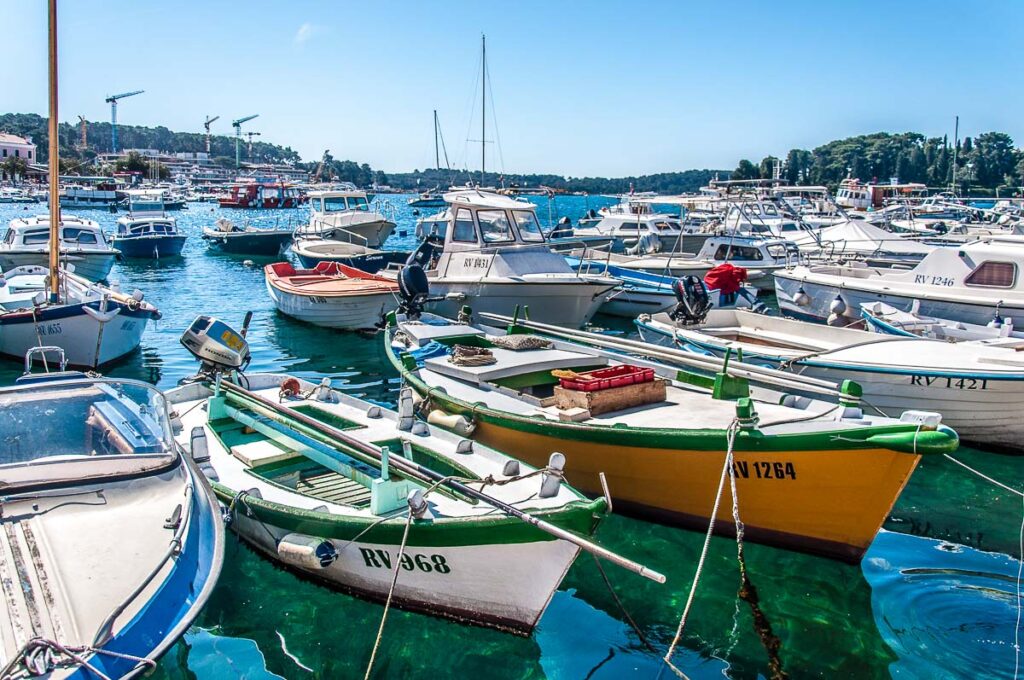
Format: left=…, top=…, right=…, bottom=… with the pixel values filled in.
left=1015, top=490, right=1023, bottom=680
left=662, top=420, right=739, bottom=679
left=363, top=511, right=414, bottom=680
left=943, top=454, right=1024, bottom=498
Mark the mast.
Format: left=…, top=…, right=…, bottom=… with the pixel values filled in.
left=47, top=0, right=60, bottom=302
left=950, top=115, right=959, bottom=195
left=433, top=109, right=440, bottom=170
left=481, top=34, right=486, bottom=185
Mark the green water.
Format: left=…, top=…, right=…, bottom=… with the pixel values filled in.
left=0, top=195, right=1020, bottom=679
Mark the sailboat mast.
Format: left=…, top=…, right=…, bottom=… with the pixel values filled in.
left=433, top=109, right=440, bottom=170
left=47, top=0, right=60, bottom=302
left=481, top=34, right=486, bottom=185
left=951, top=115, right=959, bottom=195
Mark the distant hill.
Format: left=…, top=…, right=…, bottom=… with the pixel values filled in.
left=385, top=168, right=725, bottom=195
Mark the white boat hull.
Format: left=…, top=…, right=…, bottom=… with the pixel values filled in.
left=0, top=251, right=117, bottom=281
left=232, top=514, right=579, bottom=632
left=266, top=280, right=397, bottom=330
left=0, top=305, right=150, bottom=367
left=426, top=280, right=610, bottom=327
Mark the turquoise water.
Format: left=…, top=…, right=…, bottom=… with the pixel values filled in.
left=0, top=195, right=1020, bottom=679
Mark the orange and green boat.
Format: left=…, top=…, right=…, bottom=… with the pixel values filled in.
left=384, top=311, right=959, bottom=562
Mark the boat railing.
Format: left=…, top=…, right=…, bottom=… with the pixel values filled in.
left=295, top=218, right=371, bottom=246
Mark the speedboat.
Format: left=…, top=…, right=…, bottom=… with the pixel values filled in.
left=298, top=189, right=396, bottom=248
left=637, top=308, right=1024, bottom=450
left=0, top=214, right=119, bottom=281
left=391, top=190, right=619, bottom=328
left=265, top=261, right=398, bottom=330
left=0, top=368, right=224, bottom=678
left=774, top=236, right=1024, bottom=326
left=0, top=265, right=161, bottom=367
left=408, top=190, right=447, bottom=208
left=202, top=218, right=292, bottom=255
left=384, top=310, right=958, bottom=562
left=113, top=195, right=187, bottom=259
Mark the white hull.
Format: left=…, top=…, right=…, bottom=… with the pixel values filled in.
left=0, top=251, right=116, bottom=282
left=266, top=280, right=397, bottom=330
left=427, top=281, right=609, bottom=327
left=773, top=272, right=1015, bottom=327
left=308, top=214, right=396, bottom=248
left=0, top=308, right=149, bottom=367
left=233, top=514, right=578, bottom=631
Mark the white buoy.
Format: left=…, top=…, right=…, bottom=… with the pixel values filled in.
left=540, top=452, right=566, bottom=498
left=793, top=286, right=810, bottom=307
left=277, top=534, right=338, bottom=570
left=829, top=294, right=847, bottom=316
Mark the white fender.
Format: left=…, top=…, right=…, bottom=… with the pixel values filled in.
left=276, top=533, right=338, bottom=570
left=426, top=409, right=475, bottom=437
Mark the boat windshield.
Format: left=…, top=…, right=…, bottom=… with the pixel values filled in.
left=477, top=210, right=515, bottom=243
left=63, top=227, right=99, bottom=244
left=513, top=210, right=544, bottom=242
left=131, top=201, right=163, bottom=213
left=23, top=229, right=49, bottom=245
left=0, top=380, right=173, bottom=470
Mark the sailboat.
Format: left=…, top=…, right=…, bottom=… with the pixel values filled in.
left=0, top=0, right=161, bottom=369
left=408, top=110, right=450, bottom=208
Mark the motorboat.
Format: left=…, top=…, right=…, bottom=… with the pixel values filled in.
left=0, top=214, right=119, bottom=281
left=59, top=179, right=124, bottom=209
left=391, top=190, right=619, bottom=328
left=202, top=217, right=292, bottom=255
left=291, top=238, right=407, bottom=274
left=0, top=187, right=37, bottom=203
left=113, top=195, right=187, bottom=259
left=408, top=190, right=447, bottom=208
left=789, top=218, right=936, bottom=268
left=570, top=208, right=697, bottom=254
left=218, top=181, right=302, bottom=209
left=637, top=308, right=1024, bottom=450
left=166, top=315, right=659, bottom=632
left=298, top=189, right=396, bottom=249
left=0, top=369, right=224, bottom=679
left=774, top=237, right=1024, bottom=326
left=860, top=300, right=1024, bottom=345
left=384, top=311, right=958, bottom=562
left=265, top=261, right=398, bottom=330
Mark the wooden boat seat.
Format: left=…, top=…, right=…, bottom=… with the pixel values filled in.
left=425, top=347, right=604, bottom=383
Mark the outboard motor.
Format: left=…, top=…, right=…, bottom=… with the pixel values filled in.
left=180, top=315, right=252, bottom=374
left=406, top=235, right=443, bottom=269
left=550, top=216, right=573, bottom=240
left=397, top=264, right=431, bottom=320
left=668, top=275, right=712, bottom=325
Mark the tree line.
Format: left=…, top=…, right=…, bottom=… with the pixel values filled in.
left=731, top=131, right=1023, bottom=195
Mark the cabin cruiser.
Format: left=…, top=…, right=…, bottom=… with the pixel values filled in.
left=113, top=194, right=187, bottom=259
left=390, top=190, right=618, bottom=327
left=774, top=237, right=1024, bottom=326
left=296, top=189, right=396, bottom=249
left=0, top=214, right=119, bottom=281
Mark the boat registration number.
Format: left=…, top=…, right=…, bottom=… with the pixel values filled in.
left=910, top=376, right=988, bottom=390
left=732, top=461, right=796, bottom=480
left=913, top=274, right=955, bottom=286
left=359, top=548, right=452, bottom=574
left=308, top=296, right=328, bottom=304
left=39, top=322, right=62, bottom=336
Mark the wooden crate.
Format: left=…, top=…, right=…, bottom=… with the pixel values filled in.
left=553, top=378, right=667, bottom=416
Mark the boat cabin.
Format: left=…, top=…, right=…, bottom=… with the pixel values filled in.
left=836, top=179, right=928, bottom=211
left=3, top=215, right=111, bottom=250
left=219, top=182, right=301, bottom=209
left=308, top=189, right=373, bottom=215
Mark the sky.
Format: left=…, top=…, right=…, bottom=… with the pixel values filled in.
left=2, top=0, right=1022, bottom=177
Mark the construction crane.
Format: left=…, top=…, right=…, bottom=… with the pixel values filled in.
left=104, top=90, right=143, bottom=153
left=77, top=116, right=87, bottom=150
left=203, top=115, right=220, bottom=154
left=232, top=114, right=259, bottom=167
left=244, top=131, right=261, bottom=158
left=313, top=149, right=331, bottom=183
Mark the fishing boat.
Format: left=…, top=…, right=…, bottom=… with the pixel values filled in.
left=265, top=261, right=398, bottom=330
left=201, top=218, right=292, bottom=255
left=299, top=189, right=396, bottom=249
left=112, top=194, right=187, bottom=259
left=290, top=238, right=408, bottom=274
left=566, top=258, right=761, bottom=318
left=636, top=308, right=1024, bottom=449
left=860, top=300, right=1024, bottom=345
left=389, top=190, right=618, bottom=328
left=0, top=365, right=225, bottom=679
left=0, top=214, right=119, bottom=281
left=166, top=315, right=659, bottom=633
left=218, top=181, right=302, bottom=209
left=774, top=237, right=1024, bottom=326
left=383, top=309, right=958, bottom=562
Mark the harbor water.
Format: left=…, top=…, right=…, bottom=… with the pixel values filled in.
left=0, top=195, right=1020, bottom=679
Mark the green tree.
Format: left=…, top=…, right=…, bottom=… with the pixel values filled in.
left=758, top=156, right=780, bottom=180
left=1, top=156, right=28, bottom=182
left=731, top=159, right=759, bottom=181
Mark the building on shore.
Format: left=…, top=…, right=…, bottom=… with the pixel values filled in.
left=0, top=133, right=38, bottom=181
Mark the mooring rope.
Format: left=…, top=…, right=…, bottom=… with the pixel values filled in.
left=1014, top=491, right=1023, bottom=680
left=363, top=511, right=414, bottom=680
left=0, top=637, right=156, bottom=680
left=662, top=420, right=738, bottom=678
left=943, top=454, right=1024, bottom=498
left=590, top=553, right=656, bottom=653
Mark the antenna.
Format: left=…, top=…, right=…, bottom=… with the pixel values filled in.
left=203, top=115, right=220, bottom=154
left=231, top=114, right=259, bottom=168
left=481, top=33, right=486, bottom=184
left=104, top=90, right=143, bottom=153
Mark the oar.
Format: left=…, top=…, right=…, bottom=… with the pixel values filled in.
left=217, top=379, right=666, bottom=584
left=477, top=312, right=846, bottom=398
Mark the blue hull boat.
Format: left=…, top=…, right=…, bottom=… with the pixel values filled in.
left=0, top=375, right=224, bottom=678
left=113, top=234, right=187, bottom=259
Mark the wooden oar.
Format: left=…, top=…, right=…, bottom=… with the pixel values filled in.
left=218, top=379, right=666, bottom=584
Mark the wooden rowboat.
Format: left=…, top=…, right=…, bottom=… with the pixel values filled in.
left=264, top=261, right=398, bottom=330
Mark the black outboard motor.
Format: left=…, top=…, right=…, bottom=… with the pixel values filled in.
left=668, top=275, right=713, bottom=325
left=406, top=235, right=443, bottom=269
left=397, top=264, right=431, bottom=319
left=550, top=216, right=573, bottom=240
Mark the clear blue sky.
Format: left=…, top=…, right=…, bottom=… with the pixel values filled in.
left=2, top=0, right=1021, bottom=177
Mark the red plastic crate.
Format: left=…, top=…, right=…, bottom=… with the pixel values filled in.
left=558, top=365, right=655, bottom=392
